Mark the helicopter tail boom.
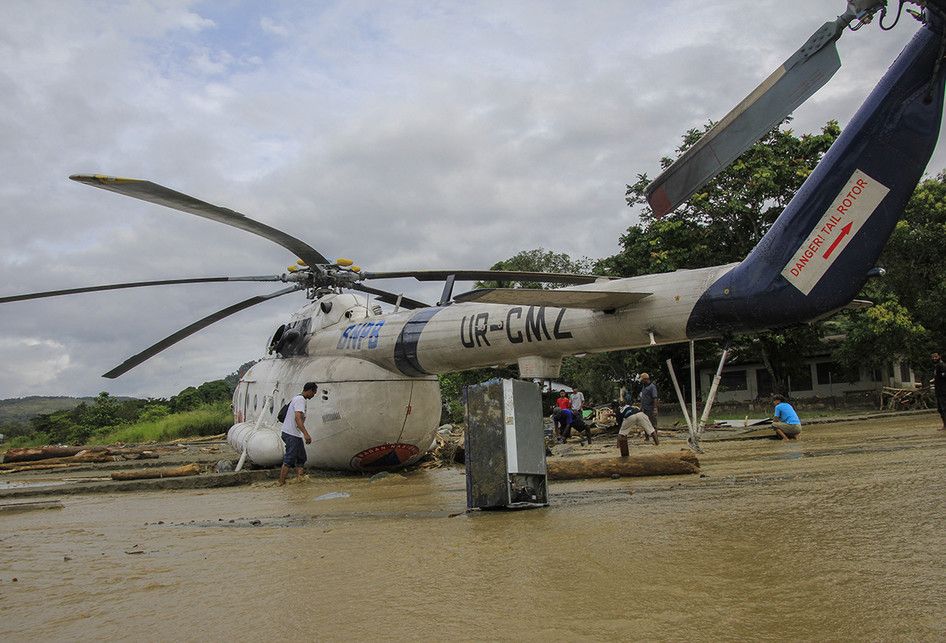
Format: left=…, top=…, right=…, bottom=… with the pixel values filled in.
left=687, top=15, right=946, bottom=337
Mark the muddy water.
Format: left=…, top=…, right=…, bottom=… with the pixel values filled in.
left=2, top=416, right=944, bottom=641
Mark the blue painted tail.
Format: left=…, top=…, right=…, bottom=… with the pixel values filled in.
left=688, top=18, right=946, bottom=337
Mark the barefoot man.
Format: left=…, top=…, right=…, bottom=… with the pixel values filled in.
left=279, top=382, right=318, bottom=485
left=772, top=394, right=801, bottom=440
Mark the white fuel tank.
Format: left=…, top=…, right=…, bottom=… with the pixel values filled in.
left=227, top=421, right=284, bottom=467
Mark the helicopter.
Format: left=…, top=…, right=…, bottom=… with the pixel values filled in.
left=3, top=0, right=944, bottom=470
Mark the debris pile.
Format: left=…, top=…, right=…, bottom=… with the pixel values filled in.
left=422, top=425, right=466, bottom=468
left=880, top=386, right=933, bottom=411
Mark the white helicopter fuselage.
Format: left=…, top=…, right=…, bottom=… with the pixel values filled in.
left=230, top=265, right=730, bottom=470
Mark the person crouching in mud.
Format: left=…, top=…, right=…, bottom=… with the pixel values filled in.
left=611, top=400, right=658, bottom=456
left=771, top=394, right=801, bottom=440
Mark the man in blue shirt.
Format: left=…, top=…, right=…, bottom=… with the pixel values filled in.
left=772, top=394, right=801, bottom=440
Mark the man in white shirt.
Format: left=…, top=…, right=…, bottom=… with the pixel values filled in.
left=279, top=381, right=318, bottom=486
left=569, top=389, right=584, bottom=414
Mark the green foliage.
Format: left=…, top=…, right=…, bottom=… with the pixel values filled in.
left=224, top=361, right=257, bottom=391
left=617, top=119, right=840, bottom=275
left=834, top=300, right=929, bottom=372
left=830, top=172, right=946, bottom=375
left=169, top=379, right=232, bottom=412
left=603, top=120, right=842, bottom=392
left=478, top=248, right=594, bottom=289
left=2, top=375, right=238, bottom=446
left=90, top=401, right=233, bottom=445
left=0, top=396, right=100, bottom=425
left=438, top=366, right=518, bottom=423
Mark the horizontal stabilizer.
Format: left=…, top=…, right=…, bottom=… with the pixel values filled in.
left=453, top=288, right=650, bottom=310
left=845, top=299, right=873, bottom=310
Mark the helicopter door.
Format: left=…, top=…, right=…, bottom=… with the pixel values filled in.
left=234, top=380, right=254, bottom=423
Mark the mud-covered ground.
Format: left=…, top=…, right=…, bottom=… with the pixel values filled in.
left=1, top=414, right=944, bottom=641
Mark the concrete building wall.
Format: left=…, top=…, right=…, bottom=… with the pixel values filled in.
left=700, top=358, right=918, bottom=402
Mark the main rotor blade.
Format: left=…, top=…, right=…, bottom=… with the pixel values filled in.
left=70, top=175, right=330, bottom=266
left=0, top=276, right=286, bottom=304
left=645, top=17, right=850, bottom=217
left=103, top=285, right=301, bottom=379
left=349, top=283, right=430, bottom=309
left=362, top=270, right=614, bottom=284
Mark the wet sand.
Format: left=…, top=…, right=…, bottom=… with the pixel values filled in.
left=2, top=415, right=944, bottom=641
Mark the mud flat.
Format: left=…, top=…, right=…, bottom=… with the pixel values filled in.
left=1, top=413, right=944, bottom=641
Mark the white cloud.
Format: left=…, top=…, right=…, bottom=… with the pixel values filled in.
left=260, top=16, right=289, bottom=37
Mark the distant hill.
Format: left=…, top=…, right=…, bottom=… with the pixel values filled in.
left=0, top=396, right=127, bottom=425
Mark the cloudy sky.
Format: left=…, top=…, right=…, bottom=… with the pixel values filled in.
left=1, top=1, right=941, bottom=399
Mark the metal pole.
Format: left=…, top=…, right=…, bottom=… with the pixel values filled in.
left=699, top=346, right=731, bottom=434
left=689, top=341, right=697, bottom=435
left=665, top=358, right=693, bottom=431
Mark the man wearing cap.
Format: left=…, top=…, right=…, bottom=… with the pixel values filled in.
left=639, top=372, right=659, bottom=437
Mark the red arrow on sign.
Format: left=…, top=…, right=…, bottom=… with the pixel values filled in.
left=822, top=222, right=853, bottom=260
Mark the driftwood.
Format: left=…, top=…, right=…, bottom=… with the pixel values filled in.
left=2, top=446, right=159, bottom=465
left=0, top=453, right=116, bottom=470
left=111, top=463, right=201, bottom=481
left=880, top=386, right=932, bottom=411
left=546, top=451, right=700, bottom=480
left=0, top=500, right=64, bottom=513
left=0, top=463, right=78, bottom=474
left=2, top=446, right=106, bottom=463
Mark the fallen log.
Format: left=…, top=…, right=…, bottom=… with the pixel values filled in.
left=2, top=445, right=112, bottom=463
left=0, top=463, right=78, bottom=474
left=111, top=463, right=201, bottom=481
left=546, top=451, right=700, bottom=480
left=0, top=500, right=64, bottom=513
left=106, top=448, right=159, bottom=459
left=0, top=454, right=116, bottom=470
left=4, top=446, right=84, bottom=463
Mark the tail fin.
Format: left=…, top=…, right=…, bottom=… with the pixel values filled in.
left=688, top=18, right=946, bottom=337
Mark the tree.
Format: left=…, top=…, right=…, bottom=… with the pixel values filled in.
left=618, top=119, right=840, bottom=275
left=833, top=299, right=928, bottom=373
left=478, top=248, right=594, bottom=289
left=605, top=120, right=842, bottom=394
left=224, top=361, right=257, bottom=391
left=831, top=172, right=946, bottom=375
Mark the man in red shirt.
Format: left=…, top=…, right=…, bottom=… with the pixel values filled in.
left=553, top=390, right=573, bottom=443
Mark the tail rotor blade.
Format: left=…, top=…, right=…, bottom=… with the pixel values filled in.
left=646, top=18, right=849, bottom=217
left=103, top=285, right=301, bottom=378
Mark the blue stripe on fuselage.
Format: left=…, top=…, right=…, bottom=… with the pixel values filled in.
left=393, top=307, right=445, bottom=376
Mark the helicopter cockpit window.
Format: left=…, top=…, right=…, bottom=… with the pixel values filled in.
left=269, top=324, right=286, bottom=354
